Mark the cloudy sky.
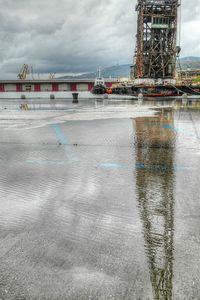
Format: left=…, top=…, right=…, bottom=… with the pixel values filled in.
left=0, top=0, right=199, bottom=78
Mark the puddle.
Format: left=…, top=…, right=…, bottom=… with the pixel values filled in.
left=0, top=99, right=199, bottom=299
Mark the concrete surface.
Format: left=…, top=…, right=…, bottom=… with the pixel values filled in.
left=0, top=99, right=199, bottom=300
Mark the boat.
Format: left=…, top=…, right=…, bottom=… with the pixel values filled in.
left=142, top=92, right=181, bottom=98
left=130, top=85, right=183, bottom=98
left=92, top=67, right=107, bottom=94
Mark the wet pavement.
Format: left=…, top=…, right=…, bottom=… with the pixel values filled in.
left=0, top=99, right=199, bottom=300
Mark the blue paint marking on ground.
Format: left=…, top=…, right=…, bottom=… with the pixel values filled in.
left=99, top=161, right=192, bottom=172
left=136, top=163, right=145, bottom=170
left=144, top=123, right=200, bottom=139
left=136, top=163, right=191, bottom=172
left=51, top=124, right=68, bottom=145
left=27, top=124, right=79, bottom=165
left=173, top=164, right=191, bottom=171
left=144, top=123, right=176, bottom=131
left=99, top=163, right=127, bottom=169
left=51, top=123, right=78, bottom=163
left=136, top=163, right=168, bottom=171
left=162, top=124, right=175, bottom=130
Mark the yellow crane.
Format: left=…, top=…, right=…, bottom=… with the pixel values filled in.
left=18, top=64, right=29, bottom=80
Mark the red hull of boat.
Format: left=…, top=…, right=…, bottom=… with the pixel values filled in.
left=143, top=93, right=179, bottom=98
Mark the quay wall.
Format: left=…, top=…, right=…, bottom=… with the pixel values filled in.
left=0, top=79, right=119, bottom=95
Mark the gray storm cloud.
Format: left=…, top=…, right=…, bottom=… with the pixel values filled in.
left=0, top=0, right=199, bottom=78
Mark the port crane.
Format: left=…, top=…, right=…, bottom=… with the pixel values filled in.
left=132, top=0, right=181, bottom=80
left=18, top=64, right=29, bottom=80
left=49, top=73, right=56, bottom=79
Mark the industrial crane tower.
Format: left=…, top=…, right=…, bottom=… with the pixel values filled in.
left=132, top=0, right=180, bottom=81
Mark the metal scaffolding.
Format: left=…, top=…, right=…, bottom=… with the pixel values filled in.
left=132, top=0, right=180, bottom=80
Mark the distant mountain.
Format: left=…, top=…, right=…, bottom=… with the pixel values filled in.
left=179, top=56, right=200, bottom=70
left=58, top=57, right=200, bottom=79
left=180, top=56, right=200, bottom=62
left=58, top=64, right=131, bottom=79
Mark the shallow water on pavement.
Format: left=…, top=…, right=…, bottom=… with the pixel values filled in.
left=0, top=99, right=199, bottom=300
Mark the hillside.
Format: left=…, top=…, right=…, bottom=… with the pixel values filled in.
left=179, top=56, right=200, bottom=70
left=58, top=64, right=131, bottom=79
left=58, top=57, right=200, bottom=79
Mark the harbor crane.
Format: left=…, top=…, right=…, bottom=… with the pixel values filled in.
left=49, top=73, right=56, bottom=79
left=18, top=64, right=29, bottom=80
left=132, top=0, right=181, bottom=80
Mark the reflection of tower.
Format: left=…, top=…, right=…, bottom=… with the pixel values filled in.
left=133, top=109, right=175, bottom=300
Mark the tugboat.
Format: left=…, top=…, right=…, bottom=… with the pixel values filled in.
left=92, top=67, right=107, bottom=94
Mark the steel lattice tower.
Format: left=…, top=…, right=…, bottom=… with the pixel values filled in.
left=132, top=0, right=180, bottom=80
